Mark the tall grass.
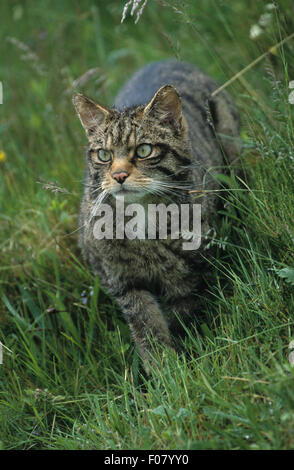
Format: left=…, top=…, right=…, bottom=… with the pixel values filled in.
left=0, top=0, right=294, bottom=449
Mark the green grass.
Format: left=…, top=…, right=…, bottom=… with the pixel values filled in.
left=1, top=0, right=294, bottom=450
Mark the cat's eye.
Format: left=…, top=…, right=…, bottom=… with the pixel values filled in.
left=136, top=144, right=153, bottom=159
left=97, top=149, right=112, bottom=163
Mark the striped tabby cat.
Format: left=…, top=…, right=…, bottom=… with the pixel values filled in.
left=73, top=60, right=240, bottom=372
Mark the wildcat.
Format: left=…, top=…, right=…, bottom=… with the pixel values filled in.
left=73, top=60, right=240, bottom=372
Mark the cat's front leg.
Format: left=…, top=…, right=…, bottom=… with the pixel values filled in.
left=116, top=288, right=172, bottom=373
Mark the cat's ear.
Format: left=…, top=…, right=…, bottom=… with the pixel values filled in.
left=72, top=93, right=110, bottom=135
left=143, top=85, right=185, bottom=131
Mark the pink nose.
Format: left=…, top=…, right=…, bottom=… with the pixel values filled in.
left=112, top=171, right=129, bottom=184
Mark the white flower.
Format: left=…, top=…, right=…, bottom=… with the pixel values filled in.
left=289, top=340, right=294, bottom=366
left=249, top=24, right=263, bottom=39
left=288, top=81, right=294, bottom=104
left=265, top=3, right=276, bottom=10
left=288, top=91, right=294, bottom=105
left=259, top=12, right=272, bottom=27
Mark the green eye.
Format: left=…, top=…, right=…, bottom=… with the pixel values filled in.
left=97, top=149, right=112, bottom=163
left=136, top=144, right=152, bottom=159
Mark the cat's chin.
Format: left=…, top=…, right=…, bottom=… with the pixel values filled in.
left=112, top=188, right=146, bottom=203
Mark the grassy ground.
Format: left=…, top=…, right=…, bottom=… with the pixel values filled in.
left=0, top=0, right=294, bottom=450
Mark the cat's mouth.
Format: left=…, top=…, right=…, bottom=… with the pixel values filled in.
left=112, top=186, right=146, bottom=202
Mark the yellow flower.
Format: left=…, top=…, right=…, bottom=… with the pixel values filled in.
left=0, top=150, right=6, bottom=162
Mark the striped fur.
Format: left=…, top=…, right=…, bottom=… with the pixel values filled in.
left=73, top=60, right=240, bottom=372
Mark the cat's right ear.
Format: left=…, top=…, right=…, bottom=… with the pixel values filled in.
left=72, top=93, right=110, bottom=135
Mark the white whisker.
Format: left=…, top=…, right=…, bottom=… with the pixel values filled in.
left=90, top=189, right=109, bottom=221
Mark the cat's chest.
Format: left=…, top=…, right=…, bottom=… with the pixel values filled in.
left=93, top=237, right=192, bottom=295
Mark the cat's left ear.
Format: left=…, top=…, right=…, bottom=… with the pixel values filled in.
left=72, top=93, right=110, bottom=135
left=143, top=85, right=186, bottom=132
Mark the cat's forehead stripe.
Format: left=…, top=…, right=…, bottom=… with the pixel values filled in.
left=107, top=115, right=137, bottom=147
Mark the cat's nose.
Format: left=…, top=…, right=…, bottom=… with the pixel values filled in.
left=112, top=171, right=129, bottom=185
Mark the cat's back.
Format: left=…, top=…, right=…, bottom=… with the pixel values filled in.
left=114, top=59, right=216, bottom=113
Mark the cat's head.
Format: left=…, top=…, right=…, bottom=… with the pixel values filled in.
left=73, top=85, right=191, bottom=202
